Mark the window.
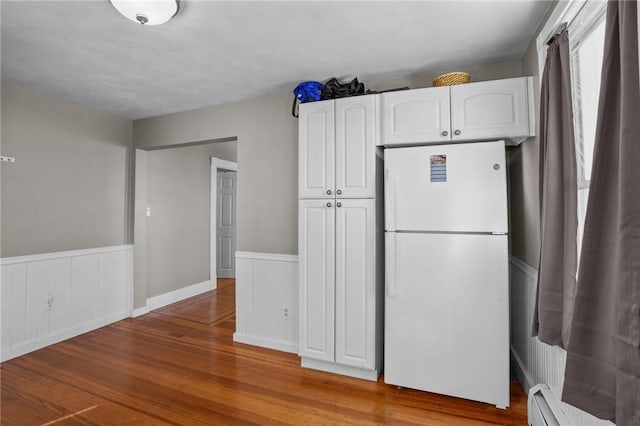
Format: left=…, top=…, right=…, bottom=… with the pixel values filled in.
left=569, top=5, right=606, bottom=250
left=537, top=0, right=607, bottom=252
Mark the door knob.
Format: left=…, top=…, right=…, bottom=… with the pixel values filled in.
left=326, top=202, right=332, bottom=207
left=441, top=130, right=448, bottom=137
left=336, top=202, right=342, bottom=208
left=326, top=189, right=332, bottom=195
left=336, top=189, right=342, bottom=195
left=454, top=130, right=461, bottom=136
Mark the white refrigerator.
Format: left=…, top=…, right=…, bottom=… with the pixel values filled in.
left=384, top=140, right=510, bottom=408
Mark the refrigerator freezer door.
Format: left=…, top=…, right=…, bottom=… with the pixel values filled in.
left=384, top=141, right=508, bottom=233
left=384, top=232, right=510, bottom=408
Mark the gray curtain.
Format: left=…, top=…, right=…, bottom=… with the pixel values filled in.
left=562, top=1, right=640, bottom=424
left=536, top=29, right=578, bottom=348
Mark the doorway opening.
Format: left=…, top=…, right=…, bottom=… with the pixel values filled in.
left=210, top=157, right=238, bottom=287
left=132, top=139, right=237, bottom=312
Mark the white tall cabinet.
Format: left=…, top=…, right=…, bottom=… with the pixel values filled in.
left=298, top=95, right=383, bottom=381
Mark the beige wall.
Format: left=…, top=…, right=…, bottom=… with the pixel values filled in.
left=142, top=142, right=237, bottom=300
left=133, top=60, right=524, bottom=257
left=1, top=57, right=538, bottom=274
left=507, top=37, right=541, bottom=268
left=0, top=84, right=133, bottom=257
left=134, top=95, right=298, bottom=255
left=366, top=59, right=524, bottom=91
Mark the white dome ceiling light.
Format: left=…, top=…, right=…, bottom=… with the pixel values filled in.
left=110, top=0, right=179, bottom=26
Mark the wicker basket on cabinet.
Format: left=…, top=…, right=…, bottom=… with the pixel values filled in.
left=432, top=72, right=471, bottom=87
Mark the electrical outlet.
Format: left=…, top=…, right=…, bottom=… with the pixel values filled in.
left=45, top=292, right=54, bottom=311
left=283, top=307, right=289, bottom=320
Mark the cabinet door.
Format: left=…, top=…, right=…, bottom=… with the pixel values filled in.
left=450, top=77, right=531, bottom=141
left=335, top=199, right=376, bottom=369
left=382, top=87, right=451, bottom=146
left=298, top=199, right=335, bottom=362
left=335, top=95, right=376, bottom=198
left=299, top=100, right=335, bottom=198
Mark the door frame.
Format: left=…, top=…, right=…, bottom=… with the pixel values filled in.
left=210, top=157, right=238, bottom=289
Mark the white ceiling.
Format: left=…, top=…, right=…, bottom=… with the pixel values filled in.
left=1, top=1, right=552, bottom=120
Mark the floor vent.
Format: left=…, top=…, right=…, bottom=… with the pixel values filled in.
left=528, top=384, right=571, bottom=426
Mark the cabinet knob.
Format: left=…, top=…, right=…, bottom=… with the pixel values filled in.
left=454, top=129, right=461, bottom=136
left=326, top=202, right=332, bottom=207
left=336, top=189, right=342, bottom=195
left=336, top=202, right=342, bottom=208
left=326, top=189, right=332, bottom=195
left=441, top=130, right=448, bottom=137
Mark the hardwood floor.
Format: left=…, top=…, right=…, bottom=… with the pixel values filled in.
left=1, top=279, right=528, bottom=425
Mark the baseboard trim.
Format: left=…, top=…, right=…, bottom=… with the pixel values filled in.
left=145, top=280, right=214, bottom=312
left=1, top=311, right=130, bottom=362
left=233, top=332, right=298, bottom=354
left=301, top=357, right=380, bottom=382
left=131, top=306, right=150, bottom=318
left=510, top=344, right=535, bottom=393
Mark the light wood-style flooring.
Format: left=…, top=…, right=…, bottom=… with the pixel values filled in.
left=1, top=279, right=527, bottom=425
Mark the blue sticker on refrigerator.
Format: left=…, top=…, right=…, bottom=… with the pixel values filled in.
left=430, top=155, right=447, bottom=182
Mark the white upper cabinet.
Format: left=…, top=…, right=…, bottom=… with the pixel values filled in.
left=381, top=77, right=534, bottom=146
left=299, top=95, right=377, bottom=199
left=335, top=96, right=377, bottom=198
left=298, top=100, right=335, bottom=199
left=381, top=87, right=451, bottom=145
left=450, top=77, right=532, bottom=141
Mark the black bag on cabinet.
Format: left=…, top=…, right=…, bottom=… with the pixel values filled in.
left=321, top=77, right=365, bottom=100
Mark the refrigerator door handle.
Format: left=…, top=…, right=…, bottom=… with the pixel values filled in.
left=385, top=169, right=396, bottom=231
left=386, top=233, right=396, bottom=297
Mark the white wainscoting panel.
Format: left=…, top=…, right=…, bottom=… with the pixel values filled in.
left=26, top=258, right=73, bottom=341
left=72, top=254, right=100, bottom=326
left=1, top=263, right=27, bottom=349
left=234, top=252, right=298, bottom=353
left=510, top=257, right=613, bottom=425
left=1, top=245, right=133, bottom=362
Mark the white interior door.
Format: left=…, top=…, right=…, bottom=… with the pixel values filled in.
left=216, top=170, right=236, bottom=278
left=384, top=141, right=508, bottom=233
left=384, top=232, right=510, bottom=407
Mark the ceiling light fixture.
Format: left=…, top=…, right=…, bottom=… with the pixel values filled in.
left=110, top=0, right=180, bottom=26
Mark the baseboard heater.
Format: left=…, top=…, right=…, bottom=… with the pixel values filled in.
left=528, top=384, right=571, bottom=426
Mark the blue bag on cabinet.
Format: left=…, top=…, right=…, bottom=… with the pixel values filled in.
left=292, top=81, right=323, bottom=117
